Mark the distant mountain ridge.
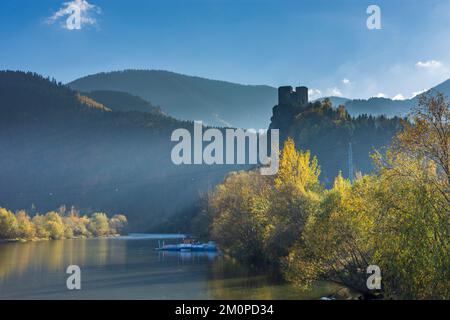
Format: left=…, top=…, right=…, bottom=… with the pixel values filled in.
left=69, top=70, right=450, bottom=127
left=69, top=70, right=277, bottom=129
left=318, top=78, right=450, bottom=117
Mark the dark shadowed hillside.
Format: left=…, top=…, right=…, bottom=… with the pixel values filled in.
left=68, top=70, right=277, bottom=129
left=0, top=71, right=244, bottom=230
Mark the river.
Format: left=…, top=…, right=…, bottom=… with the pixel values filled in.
left=0, top=234, right=345, bottom=299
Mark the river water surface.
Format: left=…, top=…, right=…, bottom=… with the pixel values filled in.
left=0, top=234, right=343, bottom=299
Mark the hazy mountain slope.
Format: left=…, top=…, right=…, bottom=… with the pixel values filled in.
left=315, top=95, right=414, bottom=117
left=83, top=90, right=164, bottom=115
left=316, top=78, right=450, bottom=117
left=429, top=78, right=450, bottom=96
left=0, top=71, right=243, bottom=230
left=69, top=70, right=277, bottom=129
left=344, top=97, right=413, bottom=117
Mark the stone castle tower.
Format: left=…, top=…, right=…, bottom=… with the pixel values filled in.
left=278, top=86, right=309, bottom=108
left=269, top=85, right=309, bottom=133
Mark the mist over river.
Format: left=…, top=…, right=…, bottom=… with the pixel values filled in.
left=0, top=234, right=344, bottom=299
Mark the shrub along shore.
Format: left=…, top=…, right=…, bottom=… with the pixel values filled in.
left=0, top=206, right=128, bottom=242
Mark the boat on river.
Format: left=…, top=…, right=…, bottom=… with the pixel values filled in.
left=156, top=239, right=217, bottom=252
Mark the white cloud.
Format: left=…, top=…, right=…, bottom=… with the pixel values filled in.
left=327, top=87, right=343, bottom=97
left=392, top=93, right=406, bottom=101
left=47, top=0, right=101, bottom=30
left=415, top=60, right=443, bottom=69
left=375, top=93, right=387, bottom=98
left=308, top=88, right=322, bottom=99
left=342, top=78, right=351, bottom=85
left=411, top=89, right=427, bottom=98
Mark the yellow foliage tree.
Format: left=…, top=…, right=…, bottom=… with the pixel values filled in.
left=0, top=207, right=18, bottom=239
left=265, top=138, right=321, bottom=262
left=15, top=210, right=36, bottom=240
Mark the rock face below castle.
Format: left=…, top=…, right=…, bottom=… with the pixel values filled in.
left=270, top=85, right=310, bottom=134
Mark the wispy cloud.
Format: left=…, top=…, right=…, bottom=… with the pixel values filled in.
left=392, top=93, right=406, bottom=101
left=327, top=87, right=343, bottom=97
left=415, top=60, right=443, bottom=70
left=47, top=0, right=101, bottom=30
left=411, top=89, right=427, bottom=98
left=308, top=88, right=322, bottom=99
left=342, top=78, right=351, bottom=85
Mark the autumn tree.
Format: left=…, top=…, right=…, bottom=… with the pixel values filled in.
left=210, top=171, right=272, bottom=263
left=0, top=207, right=18, bottom=239
left=44, top=211, right=65, bottom=240
left=88, top=212, right=110, bottom=237
left=264, top=138, right=321, bottom=262
left=371, top=92, right=449, bottom=299
left=284, top=173, right=378, bottom=296
left=109, top=214, right=128, bottom=235
left=32, top=214, right=50, bottom=239
left=15, top=210, right=36, bottom=240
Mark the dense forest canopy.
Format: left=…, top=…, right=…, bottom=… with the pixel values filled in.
left=270, top=98, right=404, bottom=184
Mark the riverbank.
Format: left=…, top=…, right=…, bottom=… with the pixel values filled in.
left=0, top=206, right=128, bottom=244
left=0, top=234, right=124, bottom=244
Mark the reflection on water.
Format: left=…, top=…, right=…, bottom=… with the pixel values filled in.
left=0, top=235, right=344, bottom=300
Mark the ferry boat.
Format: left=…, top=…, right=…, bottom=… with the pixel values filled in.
left=156, top=238, right=217, bottom=252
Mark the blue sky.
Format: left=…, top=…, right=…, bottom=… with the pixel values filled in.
left=1, top=0, right=450, bottom=100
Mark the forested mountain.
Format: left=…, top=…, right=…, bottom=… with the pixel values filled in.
left=270, top=99, right=404, bottom=184
left=334, top=97, right=412, bottom=117
left=0, top=71, right=243, bottom=230
left=69, top=70, right=277, bottom=129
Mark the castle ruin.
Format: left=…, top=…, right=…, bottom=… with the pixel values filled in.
left=269, top=85, right=309, bottom=132
left=278, top=86, right=309, bottom=108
